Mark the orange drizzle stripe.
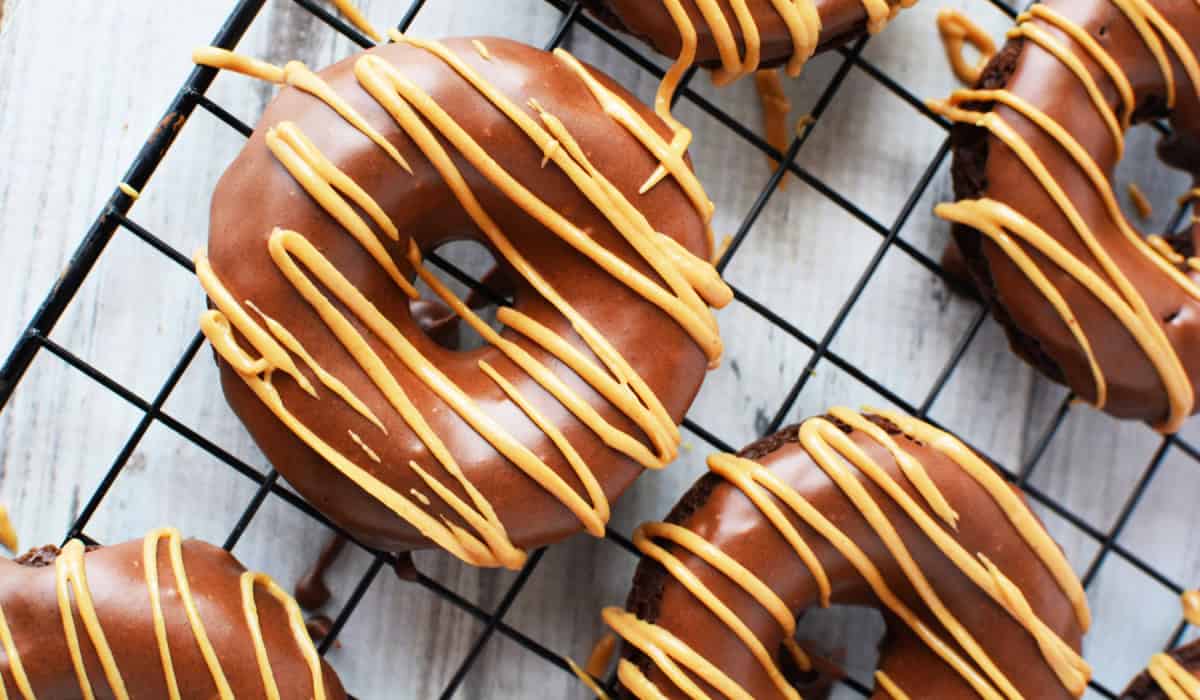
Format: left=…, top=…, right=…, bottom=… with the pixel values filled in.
left=606, top=410, right=1091, bottom=699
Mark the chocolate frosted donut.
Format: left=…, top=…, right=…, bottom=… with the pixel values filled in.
left=193, top=36, right=730, bottom=569
left=932, top=1, right=1200, bottom=432
left=582, top=0, right=917, bottom=187
left=0, top=529, right=344, bottom=699
left=605, top=408, right=1090, bottom=698
left=584, top=0, right=916, bottom=82
left=1121, top=639, right=1200, bottom=699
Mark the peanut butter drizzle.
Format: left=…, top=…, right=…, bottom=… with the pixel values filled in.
left=570, top=634, right=618, bottom=700
left=0, top=529, right=327, bottom=700
left=603, top=409, right=1090, bottom=700
left=1130, top=183, right=1155, bottom=219
left=1184, top=589, right=1200, bottom=626
left=330, top=0, right=381, bottom=43
left=755, top=69, right=792, bottom=188
left=0, top=506, right=16, bottom=553
left=1146, top=653, right=1200, bottom=699
left=568, top=658, right=613, bottom=700
left=588, top=633, right=619, bottom=677
left=930, top=1, right=1200, bottom=433
left=937, top=9, right=996, bottom=85
left=639, top=0, right=915, bottom=199
left=874, top=670, right=912, bottom=700
left=471, top=39, right=492, bottom=62
left=195, top=41, right=730, bottom=569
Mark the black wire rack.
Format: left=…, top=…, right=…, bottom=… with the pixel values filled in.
left=1, top=0, right=1197, bottom=697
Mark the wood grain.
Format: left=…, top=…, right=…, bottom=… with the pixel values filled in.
left=0, top=1, right=1195, bottom=698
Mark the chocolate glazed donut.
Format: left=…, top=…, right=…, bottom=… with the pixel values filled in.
left=585, top=0, right=916, bottom=80
left=604, top=408, right=1091, bottom=699
left=581, top=0, right=917, bottom=191
left=0, top=529, right=345, bottom=699
left=1121, top=639, right=1200, bottom=699
left=932, top=1, right=1200, bottom=432
left=194, top=37, right=731, bottom=569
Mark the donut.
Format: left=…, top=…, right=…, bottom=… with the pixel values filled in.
left=1121, top=640, right=1200, bottom=699
left=1118, top=591, right=1200, bottom=699
left=930, top=1, right=1200, bottom=432
left=192, top=36, right=731, bottom=569
left=583, top=0, right=918, bottom=85
left=0, top=529, right=344, bottom=699
left=603, top=408, right=1091, bottom=698
left=582, top=0, right=917, bottom=188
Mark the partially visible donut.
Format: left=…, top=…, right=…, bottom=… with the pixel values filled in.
left=193, top=36, right=731, bottom=569
left=604, top=408, right=1090, bottom=699
left=931, top=0, right=1200, bottom=432
left=583, top=0, right=918, bottom=187
left=583, top=0, right=917, bottom=85
left=1121, top=639, right=1200, bottom=699
left=0, top=529, right=345, bottom=699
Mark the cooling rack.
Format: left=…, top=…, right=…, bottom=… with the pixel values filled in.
left=0, top=0, right=1197, bottom=697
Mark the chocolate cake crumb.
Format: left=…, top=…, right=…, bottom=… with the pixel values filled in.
left=15, top=544, right=61, bottom=567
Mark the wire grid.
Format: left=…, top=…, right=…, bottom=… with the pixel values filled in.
left=0, top=0, right=1196, bottom=697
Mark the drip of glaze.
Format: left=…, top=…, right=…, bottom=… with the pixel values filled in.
left=1130, top=183, right=1154, bottom=220
left=306, top=614, right=336, bottom=644
left=330, top=0, right=382, bottom=43
left=875, top=670, right=913, bottom=700
left=296, top=533, right=348, bottom=611
left=0, top=506, right=16, bottom=553
left=1183, top=589, right=1200, bottom=627
left=937, top=9, right=996, bottom=85
left=194, top=40, right=731, bottom=569
left=754, top=70, right=792, bottom=189
left=0, top=529, right=327, bottom=700
left=569, top=636, right=616, bottom=700
left=603, top=409, right=1090, bottom=700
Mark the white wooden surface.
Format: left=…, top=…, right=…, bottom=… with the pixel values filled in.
left=1, top=1, right=1198, bottom=697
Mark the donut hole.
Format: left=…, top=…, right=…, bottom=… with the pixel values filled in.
left=410, top=239, right=513, bottom=352
left=786, top=605, right=886, bottom=692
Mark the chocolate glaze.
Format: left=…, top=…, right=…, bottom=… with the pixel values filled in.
left=296, top=533, right=348, bottom=611
left=1121, top=640, right=1200, bottom=699
left=1, top=534, right=345, bottom=699
left=584, top=0, right=908, bottom=72
left=306, top=614, right=336, bottom=645
left=409, top=298, right=461, bottom=351
left=207, top=38, right=714, bottom=555
left=617, top=413, right=1085, bottom=699
left=945, top=0, right=1200, bottom=427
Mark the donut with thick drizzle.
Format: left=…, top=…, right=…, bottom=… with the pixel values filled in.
left=195, top=37, right=730, bottom=568
left=0, top=529, right=343, bottom=699
left=583, top=0, right=917, bottom=190
left=931, top=0, right=1200, bottom=433
left=605, top=408, right=1090, bottom=699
